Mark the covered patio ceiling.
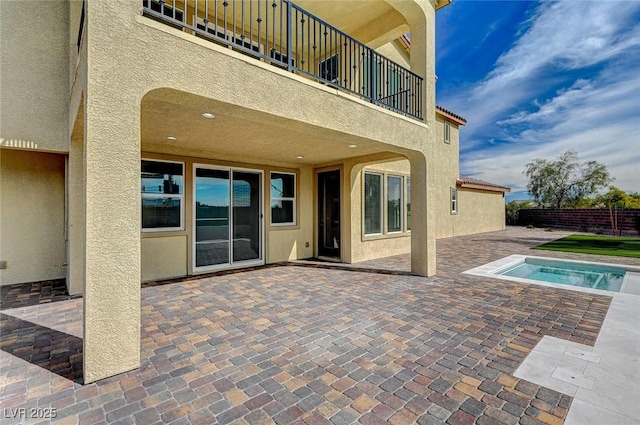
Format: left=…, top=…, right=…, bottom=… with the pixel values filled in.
left=296, top=0, right=408, bottom=48
left=140, top=89, right=406, bottom=166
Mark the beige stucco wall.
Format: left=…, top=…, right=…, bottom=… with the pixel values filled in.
left=345, top=115, right=507, bottom=250
left=346, top=159, right=411, bottom=263
left=127, top=18, right=428, bottom=152
left=141, top=236, right=188, bottom=282
left=67, top=132, right=85, bottom=296
left=433, top=114, right=507, bottom=238
left=434, top=114, right=462, bottom=239
left=68, top=0, right=84, bottom=86
left=375, top=40, right=410, bottom=69
left=345, top=113, right=461, bottom=263
left=0, top=149, right=66, bottom=285
left=267, top=166, right=315, bottom=263
left=440, top=188, right=507, bottom=238
left=0, top=0, right=69, bottom=153
left=8, top=0, right=433, bottom=382
left=84, top=0, right=434, bottom=288
left=140, top=152, right=315, bottom=282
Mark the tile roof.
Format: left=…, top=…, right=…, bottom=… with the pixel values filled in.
left=457, top=175, right=511, bottom=192
left=436, top=105, right=467, bottom=125
left=399, top=34, right=411, bottom=50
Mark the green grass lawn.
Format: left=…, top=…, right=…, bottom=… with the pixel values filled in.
left=532, top=234, right=640, bottom=258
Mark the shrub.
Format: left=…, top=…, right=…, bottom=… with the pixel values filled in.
left=506, top=200, right=532, bottom=225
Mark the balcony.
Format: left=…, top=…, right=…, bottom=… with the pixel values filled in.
left=142, top=0, right=423, bottom=120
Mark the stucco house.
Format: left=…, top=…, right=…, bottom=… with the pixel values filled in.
left=0, top=0, right=508, bottom=382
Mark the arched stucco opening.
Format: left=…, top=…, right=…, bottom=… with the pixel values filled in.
left=341, top=148, right=437, bottom=277
left=343, top=153, right=412, bottom=264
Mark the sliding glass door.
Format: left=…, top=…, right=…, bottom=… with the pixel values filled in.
left=194, top=165, right=263, bottom=271
left=232, top=171, right=261, bottom=263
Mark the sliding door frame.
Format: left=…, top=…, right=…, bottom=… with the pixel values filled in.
left=193, top=163, right=264, bottom=273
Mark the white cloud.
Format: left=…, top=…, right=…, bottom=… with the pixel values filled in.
left=496, top=79, right=592, bottom=127
left=446, top=1, right=640, bottom=196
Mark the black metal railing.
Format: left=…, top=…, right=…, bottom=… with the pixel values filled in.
left=142, top=0, right=423, bottom=120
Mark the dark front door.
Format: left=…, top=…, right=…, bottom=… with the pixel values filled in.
left=318, top=170, right=341, bottom=258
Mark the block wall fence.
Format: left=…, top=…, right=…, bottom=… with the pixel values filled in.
left=517, top=209, right=640, bottom=236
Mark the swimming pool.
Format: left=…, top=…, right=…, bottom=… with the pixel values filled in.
left=498, top=258, right=625, bottom=292
left=464, top=255, right=640, bottom=295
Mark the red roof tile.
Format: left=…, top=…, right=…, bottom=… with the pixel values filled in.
left=436, top=105, right=467, bottom=125
left=457, top=176, right=510, bottom=192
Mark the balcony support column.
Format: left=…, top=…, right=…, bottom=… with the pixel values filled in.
left=81, top=91, right=141, bottom=383
left=77, top=0, right=143, bottom=384
left=408, top=152, right=437, bottom=276
left=81, top=73, right=141, bottom=384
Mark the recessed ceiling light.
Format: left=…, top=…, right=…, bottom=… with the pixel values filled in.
left=348, top=144, right=357, bottom=148
left=202, top=112, right=215, bottom=119
left=296, top=155, right=304, bottom=159
left=167, top=136, right=177, bottom=140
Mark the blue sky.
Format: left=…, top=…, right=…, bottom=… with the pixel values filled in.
left=435, top=0, right=640, bottom=201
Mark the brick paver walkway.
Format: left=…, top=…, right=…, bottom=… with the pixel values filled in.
left=2, top=227, right=637, bottom=424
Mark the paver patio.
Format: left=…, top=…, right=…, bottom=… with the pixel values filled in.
left=1, top=227, right=638, bottom=424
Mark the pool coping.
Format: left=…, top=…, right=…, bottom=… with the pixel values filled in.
left=465, top=253, right=640, bottom=423
left=463, top=254, right=640, bottom=297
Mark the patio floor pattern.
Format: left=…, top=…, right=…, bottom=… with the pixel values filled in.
left=2, top=227, right=635, bottom=425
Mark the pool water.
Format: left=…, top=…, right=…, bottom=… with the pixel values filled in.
left=499, top=259, right=625, bottom=292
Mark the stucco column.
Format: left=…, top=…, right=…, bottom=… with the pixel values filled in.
left=409, top=152, right=437, bottom=276
left=67, top=125, right=85, bottom=296
left=392, top=0, right=437, bottom=276
left=78, top=0, right=143, bottom=384
left=82, top=90, right=141, bottom=384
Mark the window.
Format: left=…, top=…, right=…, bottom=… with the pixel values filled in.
left=141, top=159, right=184, bottom=230
left=450, top=187, right=458, bottom=214
left=194, top=17, right=262, bottom=57
left=145, top=0, right=184, bottom=29
left=270, top=172, right=296, bottom=225
left=148, top=0, right=184, bottom=20
left=319, top=54, right=339, bottom=83
left=387, top=175, right=402, bottom=233
left=362, top=56, right=381, bottom=98
left=364, top=172, right=410, bottom=236
left=378, top=67, right=402, bottom=108
left=444, top=121, right=451, bottom=144
left=364, top=173, right=383, bottom=235
left=270, top=50, right=295, bottom=67
left=406, top=178, right=411, bottom=231
left=363, top=56, right=403, bottom=107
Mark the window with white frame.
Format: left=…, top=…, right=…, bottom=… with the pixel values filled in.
left=141, top=159, right=184, bottom=230
left=387, top=175, right=403, bottom=233
left=270, top=172, right=296, bottom=225
left=450, top=187, right=458, bottom=214
left=364, top=172, right=411, bottom=236
left=444, top=121, right=451, bottom=144
left=364, top=173, right=383, bottom=235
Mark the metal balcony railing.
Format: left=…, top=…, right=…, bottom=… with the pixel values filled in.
left=142, top=0, right=423, bottom=120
